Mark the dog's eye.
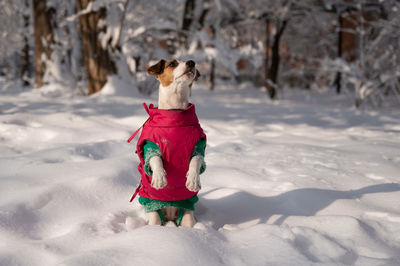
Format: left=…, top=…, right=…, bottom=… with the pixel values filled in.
left=168, top=61, right=177, bottom=67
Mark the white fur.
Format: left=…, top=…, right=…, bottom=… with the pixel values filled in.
left=181, top=210, right=196, bottom=227
left=147, top=211, right=161, bottom=225
left=186, top=155, right=203, bottom=192
left=147, top=60, right=203, bottom=227
left=158, top=60, right=194, bottom=110
left=149, top=156, right=167, bottom=190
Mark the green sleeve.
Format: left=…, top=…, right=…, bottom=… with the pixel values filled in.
left=143, top=140, right=162, bottom=176
left=192, top=138, right=206, bottom=174
left=144, top=139, right=206, bottom=176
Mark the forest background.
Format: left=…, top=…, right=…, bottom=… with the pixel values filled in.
left=1, top=0, right=399, bottom=108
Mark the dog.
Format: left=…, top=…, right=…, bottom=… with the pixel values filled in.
left=132, top=59, right=204, bottom=227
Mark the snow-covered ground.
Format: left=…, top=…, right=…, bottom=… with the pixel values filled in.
left=1, top=77, right=400, bottom=266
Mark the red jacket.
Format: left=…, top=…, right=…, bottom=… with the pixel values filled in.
left=128, top=103, right=206, bottom=201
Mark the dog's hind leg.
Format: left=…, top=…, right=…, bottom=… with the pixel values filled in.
left=147, top=211, right=162, bottom=225
left=180, top=210, right=196, bottom=228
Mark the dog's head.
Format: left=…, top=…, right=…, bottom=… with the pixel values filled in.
left=147, top=59, right=200, bottom=88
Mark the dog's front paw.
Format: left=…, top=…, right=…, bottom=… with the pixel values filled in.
left=151, top=168, right=167, bottom=190
left=186, top=170, right=201, bottom=192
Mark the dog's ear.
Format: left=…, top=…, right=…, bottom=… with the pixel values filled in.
left=147, top=60, right=166, bottom=76
left=194, top=69, right=201, bottom=81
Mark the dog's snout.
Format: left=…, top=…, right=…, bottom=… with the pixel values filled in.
left=186, top=60, right=195, bottom=68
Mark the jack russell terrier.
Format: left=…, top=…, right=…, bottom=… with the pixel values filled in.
left=128, top=59, right=205, bottom=228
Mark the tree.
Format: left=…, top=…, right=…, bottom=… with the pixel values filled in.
left=0, top=0, right=27, bottom=80
left=243, top=0, right=296, bottom=99
left=180, top=0, right=196, bottom=49
left=20, top=0, right=31, bottom=87
left=264, top=18, right=288, bottom=99
left=319, top=0, right=399, bottom=107
left=33, top=0, right=55, bottom=88
left=76, top=0, right=116, bottom=95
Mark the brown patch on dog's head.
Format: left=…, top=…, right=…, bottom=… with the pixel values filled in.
left=147, top=59, right=166, bottom=75
left=147, top=59, right=179, bottom=87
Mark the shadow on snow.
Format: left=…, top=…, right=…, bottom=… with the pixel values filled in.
left=198, top=183, right=400, bottom=229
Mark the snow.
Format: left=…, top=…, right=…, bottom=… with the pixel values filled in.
left=1, top=77, right=400, bottom=265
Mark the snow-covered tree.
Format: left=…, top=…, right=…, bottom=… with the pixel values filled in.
left=76, top=0, right=116, bottom=95
left=0, top=0, right=26, bottom=80
left=316, top=0, right=400, bottom=107
left=33, top=0, right=55, bottom=88
left=0, top=0, right=398, bottom=106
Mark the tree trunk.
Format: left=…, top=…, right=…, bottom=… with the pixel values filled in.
left=21, top=0, right=31, bottom=87
left=114, top=0, right=131, bottom=53
left=180, top=0, right=196, bottom=49
left=264, top=19, right=271, bottom=92
left=265, top=20, right=287, bottom=99
left=335, top=11, right=359, bottom=94
left=335, top=14, right=343, bottom=94
left=33, top=0, right=54, bottom=88
left=76, top=0, right=116, bottom=95
left=206, top=25, right=216, bottom=91
left=208, top=58, right=215, bottom=91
